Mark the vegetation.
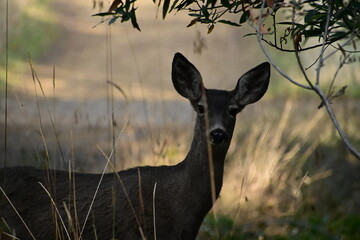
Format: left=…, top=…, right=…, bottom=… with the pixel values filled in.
left=199, top=213, right=360, bottom=239
left=96, top=0, right=360, bottom=238
left=1, top=0, right=359, bottom=239
left=95, top=0, right=360, bottom=159
left=3, top=89, right=359, bottom=238
left=0, top=0, right=58, bottom=87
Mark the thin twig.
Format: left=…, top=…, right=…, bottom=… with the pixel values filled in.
left=294, top=50, right=315, bottom=90
left=4, top=0, right=9, bottom=169
left=304, top=44, right=332, bottom=71
left=255, top=2, right=312, bottom=90
left=315, top=0, right=333, bottom=86
left=316, top=88, right=360, bottom=159
left=272, top=14, right=277, bottom=48
left=323, top=36, right=354, bottom=61
left=326, top=55, right=347, bottom=98
left=262, top=37, right=341, bottom=53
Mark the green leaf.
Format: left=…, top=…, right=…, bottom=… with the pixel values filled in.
left=304, top=10, right=316, bottom=24
left=187, top=18, right=198, bottom=27
left=201, top=6, right=210, bottom=18
left=311, top=13, right=326, bottom=21
left=333, top=85, right=348, bottom=98
left=93, top=12, right=113, bottom=17
left=130, top=7, right=141, bottom=31
left=329, top=31, right=348, bottom=41
left=221, top=0, right=231, bottom=8
left=239, top=11, right=250, bottom=24
left=199, top=18, right=215, bottom=24
left=121, top=11, right=131, bottom=22
left=277, top=22, right=305, bottom=29
left=208, top=24, right=215, bottom=34
left=163, top=0, right=170, bottom=19
left=109, top=16, right=119, bottom=25
left=189, top=13, right=201, bottom=17
left=303, top=29, right=322, bottom=38
left=333, top=0, right=344, bottom=8
left=176, top=0, right=195, bottom=10
left=124, top=0, right=131, bottom=11
left=170, top=0, right=181, bottom=12
left=209, top=0, right=218, bottom=8
left=218, top=19, right=241, bottom=27
left=243, top=32, right=258, bottom=37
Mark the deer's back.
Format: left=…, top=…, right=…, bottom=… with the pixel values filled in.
left=0, top=167, right=107, bottom=238
left=0, top=164, right=201, bottom=240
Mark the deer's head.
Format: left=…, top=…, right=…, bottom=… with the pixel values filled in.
left=172, top=52, right=270, bottom=147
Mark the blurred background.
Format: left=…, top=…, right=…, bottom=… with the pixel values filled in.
left=1, top=0, right=360, bottom=238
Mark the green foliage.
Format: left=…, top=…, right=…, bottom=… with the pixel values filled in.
left=0, top=0, right=58, bottom=87
left=97, top=0, right=359, bottom=52
left=93, top=0, right=140, bottom=31
left=278, top=0, right=360, bottom=48
left=198, top=214, right=360, bottom=239
left=198, top=214, right=245, bottom=240
left=9, top=11, right=58, bottom=60
left=95, top=0, right=360, bottom=159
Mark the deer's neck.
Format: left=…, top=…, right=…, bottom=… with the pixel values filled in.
left=182, top=120, right=230, bottom=200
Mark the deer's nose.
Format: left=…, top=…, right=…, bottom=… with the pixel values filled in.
left=210, top=129, right=227, bottom=145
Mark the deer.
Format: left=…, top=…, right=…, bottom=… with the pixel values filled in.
left=0, top=52, right=270, bottom=240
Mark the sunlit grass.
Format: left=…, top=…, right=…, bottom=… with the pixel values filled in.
left=2, top=86, right=359, bottom=238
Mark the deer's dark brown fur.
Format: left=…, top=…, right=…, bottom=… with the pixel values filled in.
left=0, top=53, right=270, bottom=240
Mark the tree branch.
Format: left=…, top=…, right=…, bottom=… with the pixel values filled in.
left=257, top=0, right=360, bottom=160
left=316, top=88, right=360, bottom=159
left=255, top=5, right=312, bottom=90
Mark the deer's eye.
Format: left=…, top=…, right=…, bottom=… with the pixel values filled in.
left=228, top=107, right=238, bottom=117
left=197, top=104, right=205, bottom=116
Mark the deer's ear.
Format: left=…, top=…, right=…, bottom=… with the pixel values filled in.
left=232, top=62, right=270, bottom=106
left=172, top=52, right=203, bottom=101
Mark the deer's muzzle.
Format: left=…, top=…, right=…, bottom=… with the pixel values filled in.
left=210, top=129, right=227, bottom=145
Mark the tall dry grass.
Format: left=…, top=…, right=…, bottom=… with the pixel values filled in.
left=219, top=101, right=324, bottom=217
left=2, top=52, right=360, bottom=239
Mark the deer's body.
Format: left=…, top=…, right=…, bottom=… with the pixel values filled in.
left=0, top=53, right=270, bottom=240
left=1, top=163, right=214, bottom=239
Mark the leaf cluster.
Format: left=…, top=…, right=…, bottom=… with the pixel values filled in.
left=96, top=0, right=359, bottom=52
left=278, top=0, right=360, bottom=50
left=93, top=0, right=140, bottom=31
left=167, top=0, right=267, bottom=33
